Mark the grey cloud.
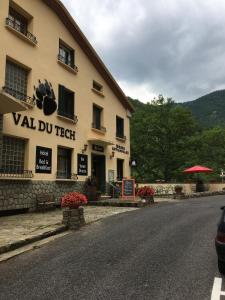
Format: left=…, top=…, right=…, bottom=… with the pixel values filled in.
left=62, top=0, right=225, bottom=102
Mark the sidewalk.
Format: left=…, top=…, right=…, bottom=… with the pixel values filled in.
left=0, top=206, right=138, bottom=255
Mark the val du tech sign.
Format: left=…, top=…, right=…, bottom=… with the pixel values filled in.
left=36, top=146, right=52, bottom=174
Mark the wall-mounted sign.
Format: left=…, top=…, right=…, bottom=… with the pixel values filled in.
left=92, top=144, right=104, bottom=152
left=122, top=179, right=135, bottom=200
left=12, top=113, right=75, bottom=140
left=112, top=144, right=129, bottom=155
left=34, top=79, right=57, bottom=116
left=35, top=146, right=52, bottom=173
left=77, top=154, right=88, bottom=176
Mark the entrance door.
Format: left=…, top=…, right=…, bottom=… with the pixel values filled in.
left=91, top=154, right=106, bottom=192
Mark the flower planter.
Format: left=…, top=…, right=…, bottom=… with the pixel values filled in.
left=63, top=207, right=85, bottom=230
left=61, top=192, right=87, bottom=230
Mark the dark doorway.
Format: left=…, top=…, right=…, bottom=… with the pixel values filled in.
left=91, top=154, right=106, bottom=192
left=117, top=159, right=124, bottom=181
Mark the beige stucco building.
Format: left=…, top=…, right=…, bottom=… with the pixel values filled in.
left=0, top=0, right=133, bottom=211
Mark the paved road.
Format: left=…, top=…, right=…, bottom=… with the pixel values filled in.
left=0, top=196, right=224, bottom=300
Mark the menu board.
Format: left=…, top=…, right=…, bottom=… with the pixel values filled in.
left=122, top=179, right=135, bottom=200
left=35, top=146, right=52, bottom=174
left=77, top=154, right=88, bottom=176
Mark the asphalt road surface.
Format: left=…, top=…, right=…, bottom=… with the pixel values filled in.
left=0, top=196, right=224, bottom=300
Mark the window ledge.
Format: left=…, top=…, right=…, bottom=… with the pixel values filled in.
left=57, top=59, right=78, bottom=74
left=0, top=177, right=32, bottom=181
left=55, top=179, right=78, bottom=182
left=57, top=113, right=78, bottom=124
left=5, top=24, right=37, bottom=46
left=92, top=88, right=105, bottom=98
left=92, top=127, right=106, bottom=135
left=116, top=136, right=127, bottom=142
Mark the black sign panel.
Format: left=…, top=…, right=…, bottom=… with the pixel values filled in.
left=77, top=154, right=88, bottom=176
left=92, top=144, right=104, bottom=152
left=35, top=146, right=52, bottom=173
left=122, top=179, right=135, bottom=198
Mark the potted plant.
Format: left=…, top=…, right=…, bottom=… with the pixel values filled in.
left=61, top=192, right=87, bottom=230
left=174, top=185, right=183, bottom=194
left=137, top=186, right=155, bottom=203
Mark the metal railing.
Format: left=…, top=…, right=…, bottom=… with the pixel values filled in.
left=57, top=54, right=78, bottom=72
left=0, top=169, right=33, bottom=178
left=56, top=171, right=78, bottom=180
left=116, top=133, right=126, bottom=140
left=57, top=110, right=78, bottom=123
left=5, top=17, right=37, bottom=44
left=92, top=123, right=106, bottom=133
left=2, top=86, right=35, bottom=107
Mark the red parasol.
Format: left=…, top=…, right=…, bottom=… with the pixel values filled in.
left=183, top=165, right=213, bottom=173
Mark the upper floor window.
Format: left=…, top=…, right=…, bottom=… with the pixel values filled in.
left=5, top=60, right=28, bottom=101
left=8, top=7, right=27, bottom=35
left=92, top=105, right=105, bottom=132
left=116, top=116, right=125, bottom=139
left=58, top=85, right=75, bottom=121
left=93, top=81, right=103, bottom=93
left=5, top=4, right=37, bottom=45
left=58, top=40, right=75, bottom=69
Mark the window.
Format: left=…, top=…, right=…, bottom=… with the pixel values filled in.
left=117, top=159, right=124, bottom=181
left=93, top=81, right=103, bottom=93
left=5, top=60, right=28, bottom=101
left=6, top=6, right=37, bottom=44
left=58, top=85, right=75, bottom=120
left=1, top=136, right=25, bottom=174
left=57, top=147, right=72, bottom=179
left=116, top=116, right=125, bottom=139
left=93, top=105, right=102, bottom=130
left=8, top=7, right=28, bottom=36
left=58, top=41, right=74, bottom=69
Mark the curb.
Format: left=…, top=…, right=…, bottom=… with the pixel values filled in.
left=0, top=225, right=67, bottom=255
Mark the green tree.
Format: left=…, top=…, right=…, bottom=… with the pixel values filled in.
left=131, top=95, right=198, bottom=182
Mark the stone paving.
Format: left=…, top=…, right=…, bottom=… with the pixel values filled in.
left=0, top=206, right=139, bottom=251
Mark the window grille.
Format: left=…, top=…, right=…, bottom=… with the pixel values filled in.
left=5, top=60, right=28, bottom=101
left=57, top=147, right=72, bottom=179
left=1, top=136, right=25, bottom=174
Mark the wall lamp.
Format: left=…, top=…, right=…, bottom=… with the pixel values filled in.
left=82, top=144, right=88, bottom=154
left=110, top=151, right=115, bottom=159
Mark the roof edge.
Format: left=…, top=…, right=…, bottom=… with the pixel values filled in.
left=42, top=0, right=134, bottom=113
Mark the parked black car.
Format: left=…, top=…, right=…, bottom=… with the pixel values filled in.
left=215, top=206, right=225, bottom=274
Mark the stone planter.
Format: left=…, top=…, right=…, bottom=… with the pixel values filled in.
left=62, top=207, right=85, bottom=230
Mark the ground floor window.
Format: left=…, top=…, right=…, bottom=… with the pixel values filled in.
left=1, top=136, right=25, bottom=174
left=57, top=147, right=72, bottom=179
left=117, top=159, right=124, bottom=181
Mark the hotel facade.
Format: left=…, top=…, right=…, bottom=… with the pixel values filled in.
left=0, top=0, right=133, bottom=211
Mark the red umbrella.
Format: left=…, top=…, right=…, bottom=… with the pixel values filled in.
left=183, top=165, right=213, bottom=173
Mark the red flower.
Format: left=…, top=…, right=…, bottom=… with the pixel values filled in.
left=137, top=186, right=155, bottom=197
left=61, top=192, right=87, bottom=209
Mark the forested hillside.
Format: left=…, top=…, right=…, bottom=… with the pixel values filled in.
left=128, top=94, right=225, bottom=183
left=181, top=90, right=225, bottom=128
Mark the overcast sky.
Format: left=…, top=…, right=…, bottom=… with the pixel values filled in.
left=61, top=0, right=225, bottom=103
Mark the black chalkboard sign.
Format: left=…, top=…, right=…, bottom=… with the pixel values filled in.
left=122, top=179, right=135, bottom=199
left=77, top=154, right=88, bottom=176
left=35, top=146, right=52, bottom=174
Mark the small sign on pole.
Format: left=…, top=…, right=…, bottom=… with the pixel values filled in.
left=122, top=179, right=135, bottom=200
